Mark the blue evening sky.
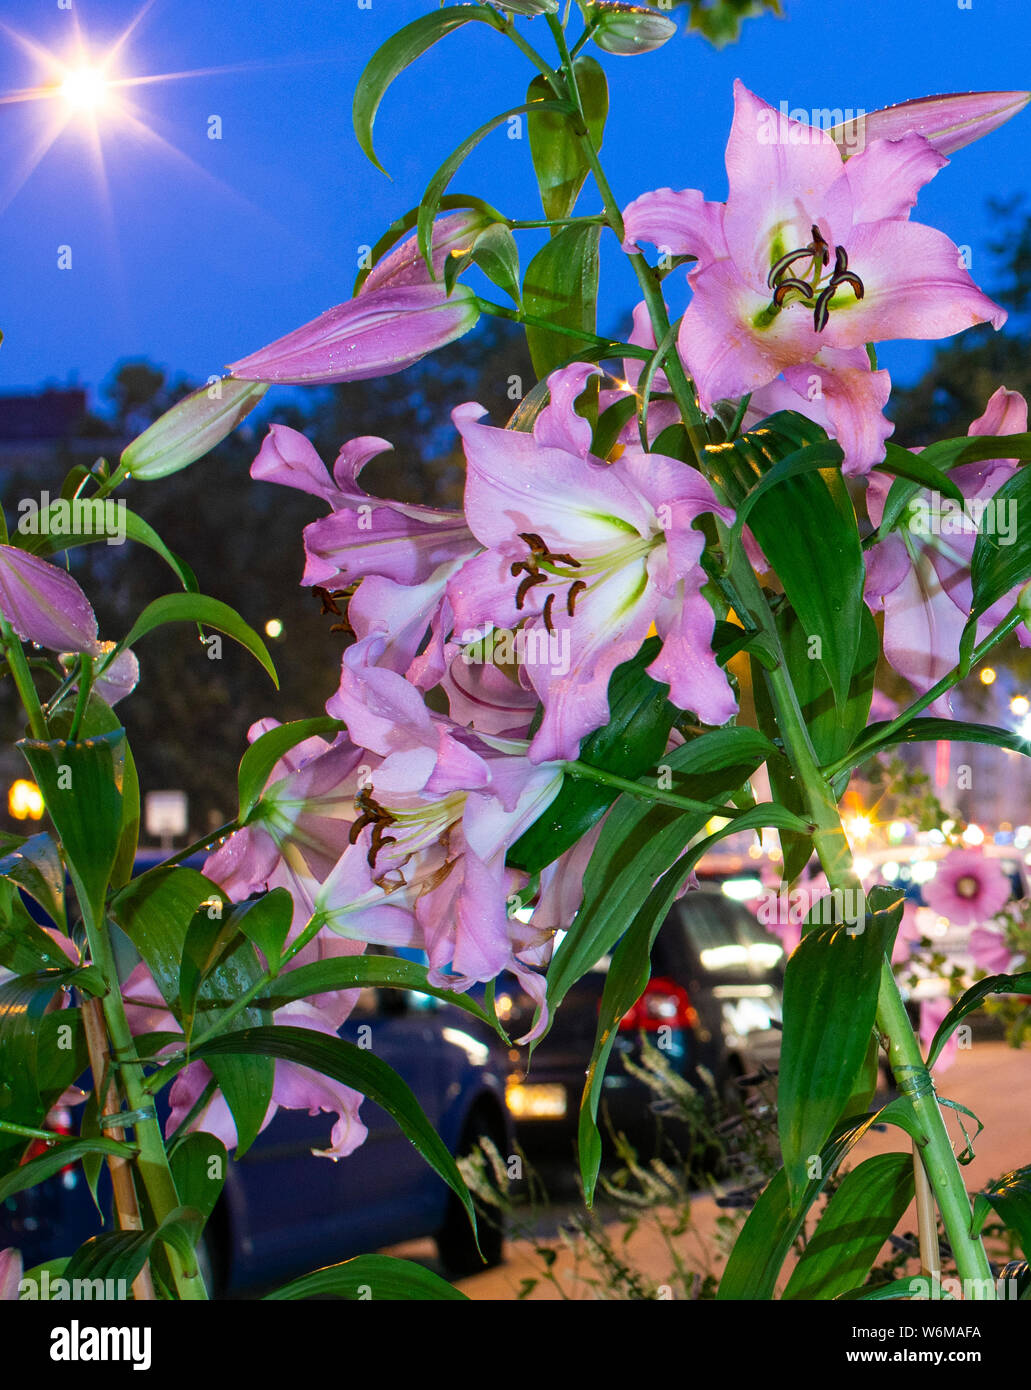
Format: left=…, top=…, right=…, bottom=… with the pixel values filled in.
left=1, top=0, right=1028, bottom=407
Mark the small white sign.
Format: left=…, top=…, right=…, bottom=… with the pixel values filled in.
left=145, top=789, right=188, bottom=839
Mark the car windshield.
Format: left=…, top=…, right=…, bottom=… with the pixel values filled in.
left=675, top=892, right=785, bottom=977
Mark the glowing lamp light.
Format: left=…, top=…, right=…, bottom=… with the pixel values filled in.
left=847, top=814, right=872, bottom=842
left=888, top=820, right=907, bottom=843
left=60, top=67, right=109, bottom=111
left=980, top=667, right=997, bottom=686
left=962, top=823, right=985, bottom=846
left=1011, top=695, right=1030, bottom=716
left=9, top=780, right=44, bottom=821
left=264, top=618, right=284, bottom=639
left=1018, top=714, right=1031, bottom=741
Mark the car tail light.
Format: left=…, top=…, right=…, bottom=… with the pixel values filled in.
left=618, top=977, right=698, bottom=1033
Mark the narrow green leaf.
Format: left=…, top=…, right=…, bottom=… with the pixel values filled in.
left=192, top=1026, right=477, bottom=1238
left=783, top=1152, right=914, bottom=1300
left=977, top=1166, right=1031, bottom=1261
left=18, top=503, right=198, bottom=592
left=873, top=441, right=965, bottom=508
left=779, top=888, right=904, bottom=1204
left=258, top=955, right=500, bottom=1034
left=169, top=1133, right=228, bottom=1236
left=237, top=717, right=345, bottom=822
left=116, top=594, right=278, bottom=688
left=849, top=715, right=1031, bottom=771
left=265, top=1253, right=467, bottom=1301
left=522, top=222, right=602, bottom=379
left=875, top=431, right=1031, bottom=541
left=717, top=1111, right=886, bottom=1300
left=18, top=731, right=125, bottom=925
left=228, top=889, right=293, bottom=977
left=970, top=464, right=1031, bottom=618
left=352, top=5, right=498, bottom=176
left=0, top=1137, right=136, bottom=1204
left=417, top=100, right=569, bottom=272
left=926, top=971, right=1031, bottom=1068
left=0, top=833, right=66, bottom=932
left=707, top=412, right=864, bottom=706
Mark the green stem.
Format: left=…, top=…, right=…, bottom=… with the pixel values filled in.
left=80, top=900, right=208, bottom=1300
left=0, top=620, right=48, bottom=740
left=759, top=600, right=995, bottom=1294
left=546, top=16, right=709, bottom=464
left=824, top=608, right=1023, bottom=780
left=476, top=297, right=651, bottom=358
left=152, top=819, right=241, bottom=871
left=67, top=654, right=93, bottom=744
left=564, top=759, right=743, bottom=820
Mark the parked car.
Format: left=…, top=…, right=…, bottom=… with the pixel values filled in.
left=2, top=855, right=514, bottom=1293
left=499, top=887, right=784, bottom=1157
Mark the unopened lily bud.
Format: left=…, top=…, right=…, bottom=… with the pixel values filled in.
left=829, top=90, right=1030, bottom=159
left=496, top=0, right=560, bottom=14
left=121, top=378, right=268, bottom=480
left=1018, top=580, right=1031, bottom=628
left=360, top=210, right=495, bottom=293
left=590, top=2, right=677, bottom=54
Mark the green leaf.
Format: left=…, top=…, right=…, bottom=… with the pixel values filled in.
left=353, top=194, right=504, bottom=296
left=169, top=1133, right=228, bottom=1235
left=265, top=1253, right=467, bottom=1301
left=16, top=1258, right=71, bottom=1299
left=874, top=430, right=1031, bottom=541
left=18, top=503, right=198, bottom=592
left=178, top=912, right=244, bottom=1040
left=112, top=866, right=223, bottom=1012
left=873, top=441, right=965, bottom=508
left=237, top=717, right=345, bottom=822
left=848, top=715, right=1031, bottom=772
left=63, top=1207, right=204, bottom=1288
left=228, top=889, right=293, bottom=977
left=0, top=833, right=66, bottom=932
left=0, top=880, right=66, bottom=973
left=508, top=638, right=675, bottom=873
left=116, top=594, right=278, bottom=688
left=783, top=1152, right=915, bottom=1300
left=926, top=972, right=1031, bottom=1068
left=969, top=464, right=1031, bottom=619
left=18, top=730, right=125, bottom=925
left=526, top=57, right=608, bottom=222
left=446, top=222, right=522, bottom=304
left=976, top=1166, right=1031, bottom=1261
left=192, top=1026, right=477, bottom=1237
left=258, top=955, right=500, bottom=1034
left=0, top=1137, right=136, bottom=1204
left=723, top=439, right=844, bottom=570
left=838, top=1277, right=952, bottom=1301
left=418, top=99, right=569, bottom=274
left=717, top=1111, right=886, bottom=1300
left=778, top=887, right=904, bottom=1205
left=353, top=6, right=498, bottom=176
left=707, top=412, right=864, bottom=706
left=522, top=222, right=602, bottom=380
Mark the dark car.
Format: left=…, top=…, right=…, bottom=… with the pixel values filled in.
left=498, top=887, right=784, bottom=1156
left=1, top=970, right=513, bottom=1294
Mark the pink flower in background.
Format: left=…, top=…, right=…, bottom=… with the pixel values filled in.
left=891, top=899, right=925, bottom=965
left=921, top=848, right=1011, bottom=926
left=864, top=387, right=1030, bottom=703
left=451, top=363, right=737, bottom=763
left=920, top=995, right=958, bottom=1072
left=622, top=82, right=1006, bottom=474
left=969, top=925, right=1021, bottom=975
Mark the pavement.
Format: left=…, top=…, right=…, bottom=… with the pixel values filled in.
left=382, top=1039, right=1031, bottom=1299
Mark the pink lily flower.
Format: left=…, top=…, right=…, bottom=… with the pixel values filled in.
left=919, top=994, right=958, bottom=1072
left=0, top=546, right=139, bottom=706
left=449, top=363, right=737, bottom=763
left=622, top=82, right=1006, bottom=474
left=0, top=1248, right=22, bottom=1300
left=318, top=637, right=563, bottom=1009
left=228, top=213, right=485, bottom=385
left=864, top=388, right=1030, bottom=703
left=250, top=424, right=479, bottom=689
left=121, top=949, right=368, bottom=1159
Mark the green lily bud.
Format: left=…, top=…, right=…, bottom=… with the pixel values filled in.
left=120, top=378, right=269, bottom=481
left=1018, top=580, right=1031, bottom=629
left=590, top=2, right=677, bottom=54
left=495, top=0, right=559, bottom=13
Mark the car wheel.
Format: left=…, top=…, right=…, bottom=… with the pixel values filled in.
left=435, top=1108, right=506, bottom=1279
